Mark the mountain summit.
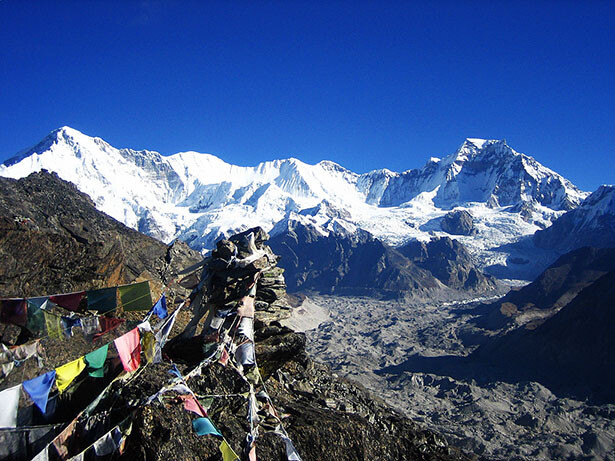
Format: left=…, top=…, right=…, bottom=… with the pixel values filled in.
left=0, top=127, right=588, bottom=277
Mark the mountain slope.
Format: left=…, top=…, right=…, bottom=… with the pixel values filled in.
left=475, top=269, right=615, bottom=404
left=473, top=246, right=615, bottom=331
left=0, top=170, right=201, bottom=298
left=534, top=185, right=615, bottom=253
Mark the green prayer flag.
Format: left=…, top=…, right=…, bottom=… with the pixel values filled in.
left=26, top=298, right=47, bottom=334
left=118, top=281, right=152, bottom=312
left=85, top=344, right=109, bottom=378
left=44, top=311, right=63, bottom=340
left=87, top=287, right=117, bottom=314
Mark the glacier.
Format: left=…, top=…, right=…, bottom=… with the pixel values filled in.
left=0, top=126, right=589, bottom=278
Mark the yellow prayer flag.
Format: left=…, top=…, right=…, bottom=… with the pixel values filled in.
left=219, top=440, right=239, bottom=461
left=44, top=311, right=63, bottom=340
left=55, top=357, right=86, bottom=392
left=142, top=331, right=156, bottom=364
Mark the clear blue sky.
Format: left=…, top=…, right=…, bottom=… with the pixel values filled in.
left=1, top=0, right=613, bottom=191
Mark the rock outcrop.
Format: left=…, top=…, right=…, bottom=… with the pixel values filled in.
left=398, top=237, right=496, bottom=291
left=440, top=210, right=476, bottom=236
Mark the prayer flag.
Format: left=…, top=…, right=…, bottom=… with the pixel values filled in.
left=236, top=296, right=255, bottom=318
left=192, top=417, right=221, bottom=436
left=93, top=317, right=124, bottom=340
left=152, top=294, right=168, bottom=319
left=85, top=344, right=109, bottom=378
left=26, top=297, right=47, bottom=333
left=23, top=370, right=56, bottom=414
left=219, top=440, right=239, bottom=461
left=80, top=316, right=100, bottom=338
left=93, top=427, right=122, bottom=456
left=118, top=281, right=152, bottom=311
left=219, top=347, right=230, bottom=366
left=44, top=312, right=63, bottom=340
left=238, top=317, right=254, bottom=341
left=281, top=436, right=302, bottom=461
left=0, top=384, right=21, bottom=428
left=114, top=328, right=141, bottom=372
left=184, top=396, right=206, bottom=417
left=55, top=357, right=86, bottom=392
left=154, top=307, right=180, bottom=363
left=61, top=317, right=81, bottom=337
left=49, top=292, right=85, bottom=313
left=142, top=331, right=156, bottom=364
left=0, top=299, right=27, bottom=327
left=248, top=446, right=257, bottom=461
left=235, top=341, right=255, bottom=366
left=86, top=287, right=117, bottom=314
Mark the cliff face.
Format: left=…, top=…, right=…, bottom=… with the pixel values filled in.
left=0, top=172, right=469, bottom=460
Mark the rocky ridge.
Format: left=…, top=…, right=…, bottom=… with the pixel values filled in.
left=269, top=219, right=498, bottom=298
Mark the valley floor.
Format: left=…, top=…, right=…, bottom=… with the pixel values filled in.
left=284, top=295, right=615, bottom=460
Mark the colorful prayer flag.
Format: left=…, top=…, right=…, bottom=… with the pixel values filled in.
left=23, top=370, right=56, bottom=414
left=85, top=344, right=109, bottom=378
left=152, top=294, right=168, bottom=319
left=219, top=439, right=239, bottom=461
left=44, top=312, right=63, bottom=340
left=0, top=299, right=27, bottom=327
left=192, top=417, right=221, bottom=436
left=118, top=281, right=152, bottom=311
left=93, top=316, right=124, bottom=341
left=26, top=297, right=47, bottom=333
left=55, top=357, right=86, bottom=392
left=49, top=292, right=85, bottom=313
left=114, top=328, right=141, bottom=372
left=184, top=396, right=206, bottom=417
left=86, top=287, right=117, bottom=314
left=236, top=296, right=255, bottom=318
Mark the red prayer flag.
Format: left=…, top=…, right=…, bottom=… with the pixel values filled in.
left=219, top=347, right=230, bottom=366
left=93, top=317, right=124, bottom=341
left=49, top=292, right=86, bottom=312
left=114, top=327, right=141, bottom=372
left=0, top=299, right=27, bottom=327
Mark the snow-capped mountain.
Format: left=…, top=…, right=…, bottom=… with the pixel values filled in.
left=0, top=127, right=588, bottom=277
left=534, top=185, right=615, bottom=252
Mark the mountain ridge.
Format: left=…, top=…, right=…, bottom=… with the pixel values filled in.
left=0, top=126, right=591, bottom=279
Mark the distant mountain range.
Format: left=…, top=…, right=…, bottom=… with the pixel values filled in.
left=2, top=126, right=612, bottom=282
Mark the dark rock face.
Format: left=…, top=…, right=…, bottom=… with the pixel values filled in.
left=475, top=270, right=615, bottom=404
left=270, top=221, right=497, bottom=297
left=398, top=237, right=495, bottom=291
left=440, top=210, right=476, bottom=236
left=0, top=171, right=202, bottom=299
left=534, top=185, right=615, bottom=253
left=269, top=221, right=442, bottom=297
left=474, top=246, right=615, bottom=331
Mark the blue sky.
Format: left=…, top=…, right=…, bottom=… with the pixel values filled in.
left=1, top=0, right=613, bottom=191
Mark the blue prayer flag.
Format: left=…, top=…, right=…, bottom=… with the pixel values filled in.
left=23, top=370, right=56, bottom=414
left=153, top=295, right=168, bottom=319
left=192, top=417, right=222, bottom=437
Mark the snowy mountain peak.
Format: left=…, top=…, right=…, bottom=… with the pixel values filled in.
left=0, top=126, right=592, bottom=278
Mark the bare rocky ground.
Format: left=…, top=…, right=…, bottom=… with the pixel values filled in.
left=287, top=295, right=615, bottom=460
